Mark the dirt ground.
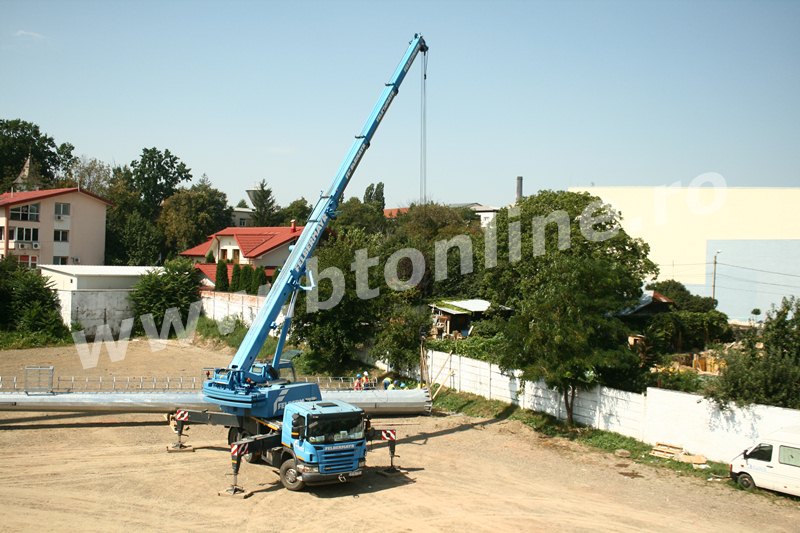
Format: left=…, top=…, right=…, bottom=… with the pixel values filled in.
left=1, top=343, right=799, bottom=532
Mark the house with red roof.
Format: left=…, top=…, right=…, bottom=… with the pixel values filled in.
left=180, top=223, right=302, bottom=287
left=0, top=187, right=111, bottom=267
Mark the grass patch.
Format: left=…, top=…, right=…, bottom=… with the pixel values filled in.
left=0, top=330, right=73, bottom=350
left=195, top=315, right=277, bottom=360
left=433, top=386, right=731, bottom=481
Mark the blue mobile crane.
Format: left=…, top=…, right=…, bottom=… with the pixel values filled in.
left=172, top=34, right=428, bottom=492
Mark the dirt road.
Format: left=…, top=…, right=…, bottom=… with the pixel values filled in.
left=0, top=344, right=798, bottom=532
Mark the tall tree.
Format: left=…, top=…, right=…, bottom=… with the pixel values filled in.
left=130, top=147, right=192, bottom=220
left=65, top=156, right=113, bottom=196
left=0, top=119, right=75, bottom=191
left=251, top=179, right=280, bottom=226
left=488, top=190, right=657, bottom=424
left=215, top=260, right=229, bottom=292
left=236, top=199, right=249, bottom=208
left=275, top=197, right=312, bottom=225
left=230, top=263, right=242, bottom=292
left=158, top=175, right=233, bottom=255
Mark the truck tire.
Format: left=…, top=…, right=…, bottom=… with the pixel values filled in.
left=737, top=473, right=755, bottom=490
left=280, top=458, right=305, bottom=491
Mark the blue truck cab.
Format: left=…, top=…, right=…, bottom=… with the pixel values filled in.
left=278, top=399, right=368, bottom=490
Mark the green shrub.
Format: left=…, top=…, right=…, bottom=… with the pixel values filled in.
left=129, top=258, right=201, bottom=336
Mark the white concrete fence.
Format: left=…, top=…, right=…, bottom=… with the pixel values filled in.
left=200, top=291, right=266, bottom=326
left=425, top=349, right=800, bottom=462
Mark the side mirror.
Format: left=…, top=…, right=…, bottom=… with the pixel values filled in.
left=291, top=413, right=306, bottom=440
left=742, top=449, right=749, bottom=459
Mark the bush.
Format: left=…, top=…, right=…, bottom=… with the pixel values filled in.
left=129, top=258, right=201, bottom=336
left=0, top=258, right=69, bottom=343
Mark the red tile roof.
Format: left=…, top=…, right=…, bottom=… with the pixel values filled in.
left=180, top=226, right=300, bottom=259
left=195, top=263, right=276, bottom=286
left=0, top=187, right=112, bottom=207
left=384, top=207, right=409, bottom=219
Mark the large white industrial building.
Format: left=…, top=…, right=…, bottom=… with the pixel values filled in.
left=568, top=185, right=800, bottom=321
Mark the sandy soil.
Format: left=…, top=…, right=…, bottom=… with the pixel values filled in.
left=1, top=344, right=799, bottom=532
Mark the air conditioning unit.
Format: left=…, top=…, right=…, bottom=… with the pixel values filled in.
left=17, top=243, right=28, bottom=249
left=32, top=242, right=41, bottom=250
left=55, top=215, right=63, bottom=221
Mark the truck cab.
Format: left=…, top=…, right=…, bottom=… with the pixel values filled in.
left=730, top=428, right=800, bottom=497
left=275, top=400, right=368, bottom=490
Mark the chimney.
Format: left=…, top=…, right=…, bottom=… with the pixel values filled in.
left=290, top=219, right=297, bottom=232
left=516, top=176, right=523, bottom=204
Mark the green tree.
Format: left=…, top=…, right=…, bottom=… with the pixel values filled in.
left=0, top=257, right=69, bottom=339
left=129, top=258, right=201, bottom=336
left=292, top=229, right=381, bottom=373
left=251, top=179, right=280, bottom=226
left=158, top=175, right=233, bottom=255
left=230, top=263, right=242, bottom=292
left=130, top=147, right=192, bottom=220
left=65, top=156, right=112, bottom=196
left=488, top=191, right=657, bottom=424
left=274, top=197, right=312, bottom=226
left=646, top=279, right=716, bottom=312
left=372, top=302, right=429, bottom=372
left=236, top=199, right=249, bottom=208
left=251, top=266, right=267, bottom=295
left=205, top=250, right=215, bottom=263
left=240, top=265, right=254, bottom=295
left=215, top=260, right=229, bottom=292
left=331, top=197, right=385, bottom=234
left=0, top=119, right=75, bottom=191
left=708, top=297, right=800, bottom=409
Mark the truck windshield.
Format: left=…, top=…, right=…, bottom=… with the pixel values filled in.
left=307, top=414, right=364, bottom=444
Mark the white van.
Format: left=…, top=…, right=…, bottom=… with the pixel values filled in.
left=729, top=428, right=800, bottom=497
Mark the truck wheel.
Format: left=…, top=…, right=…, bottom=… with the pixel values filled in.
left=280, top=459, right=305, bottom=491
left=737, top=473, right=756, bottom=490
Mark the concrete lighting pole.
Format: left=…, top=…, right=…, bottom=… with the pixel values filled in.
left=712, top=250, right=722, bottom=302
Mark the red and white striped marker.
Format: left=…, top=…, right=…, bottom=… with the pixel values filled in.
left=175, top=410, right=189, bottom=421
left=230, top=442, right=249, bottom=457
left=381, top=429, right=397, bottom=441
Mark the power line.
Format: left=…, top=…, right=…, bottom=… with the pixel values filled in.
left=717, top=261, right=800, bottom=279
left=714, top=284, right=791, bottom=297
left=716, top=273, right=800, bottom=291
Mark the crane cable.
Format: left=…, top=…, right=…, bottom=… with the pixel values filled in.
left=419, top=49, right=428, bottom=205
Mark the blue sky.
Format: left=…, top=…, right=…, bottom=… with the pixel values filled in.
left=2, top=0, right=798, bottom=209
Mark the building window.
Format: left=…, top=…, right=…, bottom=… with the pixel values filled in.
left=239, top=218, right=246, bottom=227
left=17, top=255, right=38, bottom=268
left=10, top=203, right=40, bottom=222
left=232, top=249, right=240, bottom=263
left=55, top=203, right=71, bottom=217
left=0, top=227, right=3, bottom=241
left=14, top=227, right=39, bottom=242
left=221, top=249, right=228, bottom=261
left=53, top=256, right=69, bottom=265
left=54, top=230, right=69, bottom=242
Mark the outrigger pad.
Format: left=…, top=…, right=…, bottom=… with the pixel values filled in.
left=166, top=443, right=195, bottom=453
left=218, top=486, right=251, bottom=499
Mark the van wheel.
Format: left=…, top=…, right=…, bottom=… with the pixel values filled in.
left=280, top=459, right=306, bottom=491
left=737, top=473, right=755, bottom=490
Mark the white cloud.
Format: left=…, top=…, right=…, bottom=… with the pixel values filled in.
left=14, top=30, right=45, bottom=40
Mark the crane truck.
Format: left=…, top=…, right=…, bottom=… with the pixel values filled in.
left=172, top=34, right=428, bottom=492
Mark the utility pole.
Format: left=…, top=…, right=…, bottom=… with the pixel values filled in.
left=712, top=250, right=721, bottom=302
